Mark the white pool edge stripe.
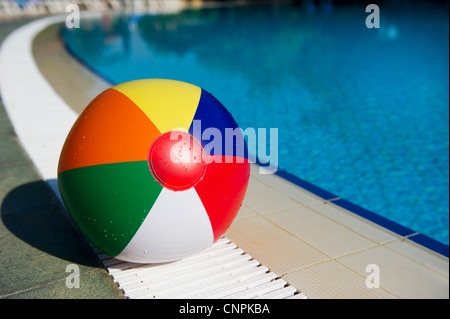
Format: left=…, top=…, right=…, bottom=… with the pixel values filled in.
left=0, top=14, right=76, bottom=181
left=0, top=15, right=303, bottom=299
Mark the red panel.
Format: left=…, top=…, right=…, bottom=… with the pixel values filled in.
left=194, top=155, right=250, bottom=241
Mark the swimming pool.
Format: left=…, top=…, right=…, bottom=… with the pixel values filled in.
left=61, top=2, right=449, bottom=245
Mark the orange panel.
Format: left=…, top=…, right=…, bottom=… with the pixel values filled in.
left=58, top=88, right=161, bottom=174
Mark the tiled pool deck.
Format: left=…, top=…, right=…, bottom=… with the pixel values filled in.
left=0, top=14, right=448, bottom=299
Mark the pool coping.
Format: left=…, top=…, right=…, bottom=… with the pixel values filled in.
left=275, top=169, right=449, bottom=258
left=1, top=12, right=448, bottom=299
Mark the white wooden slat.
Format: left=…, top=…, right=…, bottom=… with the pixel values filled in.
left=144, top=264, right=271, bottom=299
left=253, top=285, right=298, bottom=299
left=190, top=272, right=278, bottom=299
left=119, top=254, right=258, bottom=292
left=105, top=238, right=236, bottom=273
left=223, top=278, right=287, bottom=299
left=124, top=259, right=263, bottom=298
left=153, top=266, right=268, bottom=298
left=120, top=254, right=256, bottom=295
left=109, top=247, right=247, bottom=279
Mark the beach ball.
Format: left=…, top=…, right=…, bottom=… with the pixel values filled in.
left=57, top=79, right=250, bottom=263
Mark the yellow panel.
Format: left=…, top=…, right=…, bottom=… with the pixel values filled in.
left=112, top=79, right=201, bottom=133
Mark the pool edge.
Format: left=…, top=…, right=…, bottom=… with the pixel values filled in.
left=275, top=168, right=449, bottom=258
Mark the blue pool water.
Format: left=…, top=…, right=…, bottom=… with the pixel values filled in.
left=62, top=2, right=449, bottom=245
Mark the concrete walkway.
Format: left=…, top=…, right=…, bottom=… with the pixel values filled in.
left=0, top=17, right=124, bottom=299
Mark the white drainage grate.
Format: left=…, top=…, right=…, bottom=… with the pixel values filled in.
left=94, top=237, right=306, bottom=299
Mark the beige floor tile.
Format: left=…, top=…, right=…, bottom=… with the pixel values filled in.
left=336, top=246, right=449, bottom=299
left=250, top=167, right=327, bottom=207
left=284, top=260, right=397, bottom=299
left=243, top=177, right=301, bottom=214
left=265, top=206, right=377, bottom=258
left=309, top=201, right=397, bottom=244
left=225, top=215, right=328, bottom=275
left=234, top=204, right=258, bottom=220
left=385, top=239, right=449, bottom=277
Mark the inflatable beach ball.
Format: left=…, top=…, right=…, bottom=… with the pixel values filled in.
left=57, top=79, right=250, bottom=263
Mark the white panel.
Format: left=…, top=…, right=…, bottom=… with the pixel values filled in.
left=115, top=188, right=214, bottom=263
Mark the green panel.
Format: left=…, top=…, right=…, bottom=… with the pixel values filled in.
left=58, top=161, right=163, bottom=257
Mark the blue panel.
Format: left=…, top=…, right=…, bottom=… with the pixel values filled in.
left=188, top=89, right=248, bottom=159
